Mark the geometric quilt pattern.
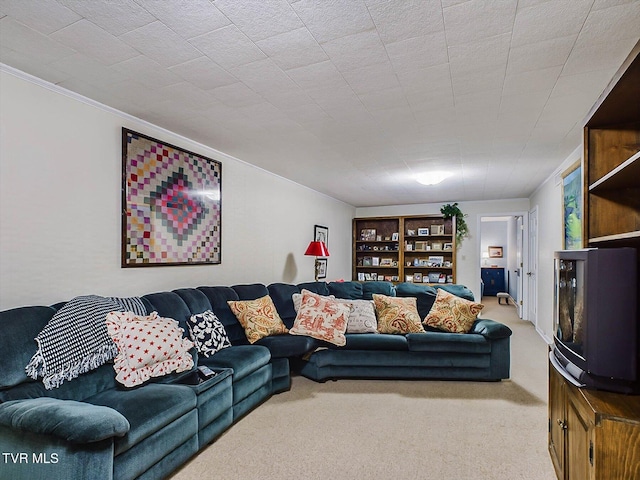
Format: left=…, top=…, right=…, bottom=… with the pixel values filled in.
left=122, top=128, right=222, bottom=266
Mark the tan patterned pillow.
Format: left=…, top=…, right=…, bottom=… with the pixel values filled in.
left=227, top=295, right=288, bottom=344
left=372, top=294, right=424, bottom=334
left=423, top=289, right=484, bottom=333
left=289, top=290, right=351, bottom=346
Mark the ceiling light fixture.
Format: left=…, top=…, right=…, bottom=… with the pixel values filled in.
left=414, top=171, right=451, bottom=186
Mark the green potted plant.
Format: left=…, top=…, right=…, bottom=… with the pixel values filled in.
left=440, top=203, right=468, bottom=247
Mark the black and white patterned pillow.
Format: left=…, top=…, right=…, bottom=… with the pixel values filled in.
left=187, top=310, right=231, bottom=357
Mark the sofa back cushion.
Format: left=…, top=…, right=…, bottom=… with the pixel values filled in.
left=197, top=286, right=249, bottom=345
left=395, top=282, right=438, bottom=319
left=435, top=284, right=475, bottom=302
left=231, top=283, right=269, bottom=300
left=327, top=281, right=362, bottom=300
left=362, top=281, right=395, bottom=299
left=0, top=306, right=118, bottom=402
left=296, top=281, right=330, bottom=296
left=142, top=292, right=192, bottom=334
left=173, top=288, right=212, bottom=315
left=267, top=283, right=300, bottom=328
left=0, top=306, right=56, bottom=389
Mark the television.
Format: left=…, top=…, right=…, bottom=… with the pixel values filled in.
left=551, top=247, right=639, bottom=394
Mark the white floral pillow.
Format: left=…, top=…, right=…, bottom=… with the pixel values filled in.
left=105, top=311, right=194, bottom=388
left=187, top=310, right=231, bottom=357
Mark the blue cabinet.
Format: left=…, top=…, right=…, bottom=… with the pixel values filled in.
left=481, top=267, right=505, bottom=296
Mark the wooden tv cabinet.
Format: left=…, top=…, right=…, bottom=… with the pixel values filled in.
left=548, top=361, right=640, bottom=480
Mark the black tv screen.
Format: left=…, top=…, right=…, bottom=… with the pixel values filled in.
left=552, top=248, right=638, bottom=393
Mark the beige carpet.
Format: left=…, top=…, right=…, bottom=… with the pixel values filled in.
left=170, top=297, right=556, bottom=480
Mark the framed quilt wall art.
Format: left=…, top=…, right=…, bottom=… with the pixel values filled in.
left=122, top=128, right=222, bottom=267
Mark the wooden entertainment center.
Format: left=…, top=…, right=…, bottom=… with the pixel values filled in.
left=548, top=41, right=640, bottom=480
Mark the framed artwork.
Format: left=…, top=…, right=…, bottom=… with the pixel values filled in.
left=121, top=128, right=222, bottom=267
left=361, top=228, right=376, bottom=241
left=562, top=161, right=583, bottom=250
left=314, top=224, right=328, bottom=246
left=488, top=246, right=503, bottom=258
left=317, top=258, right=327, bottom=279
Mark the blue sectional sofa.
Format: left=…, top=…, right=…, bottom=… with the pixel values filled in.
left=0, top=281, right=511, bottom=480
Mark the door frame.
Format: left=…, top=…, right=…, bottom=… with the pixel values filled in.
left=528, top=205, right=539, bottom=329
left=477, top=211, right=529, bottom=320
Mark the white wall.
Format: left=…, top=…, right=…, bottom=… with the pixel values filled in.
left=480, top=221, right=508, bottom=269
left=0, top=71, right=355, bottom=310
left=529, top=147, right=582, bottom=341
left=356, top=199, right=530, bottom=301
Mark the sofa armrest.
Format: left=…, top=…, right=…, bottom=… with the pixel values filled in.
left=470, top=319, right=512, bottom=339
left=0, top=398, right=129, bottom=443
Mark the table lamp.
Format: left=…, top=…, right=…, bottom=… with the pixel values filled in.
left=304, top=241, right=330, bottom=281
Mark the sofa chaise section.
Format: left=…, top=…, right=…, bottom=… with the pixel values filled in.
left=0, top=305, right=200, bottom=480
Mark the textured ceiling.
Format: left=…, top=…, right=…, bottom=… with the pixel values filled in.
left=1, top=0, right=639, bottom=207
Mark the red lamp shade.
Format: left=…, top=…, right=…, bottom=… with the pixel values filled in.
left=304, top=241, right=330, bottom=257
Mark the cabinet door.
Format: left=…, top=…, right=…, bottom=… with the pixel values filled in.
left=566, top=393, right=592, bottom=480
left=549, top=366, right=566, bottom=479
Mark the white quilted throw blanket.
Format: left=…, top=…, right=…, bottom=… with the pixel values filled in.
left=25, top=295, right=146, bottom=389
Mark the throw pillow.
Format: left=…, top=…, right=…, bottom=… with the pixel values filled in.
left=423, top=289, right=485, bottom=333
left=372, top=294, right=424, bottom=334
left=227, top=295, right=288, bottom=344
left=335, top=298, right=378, bottom=334
left=106, top=311, right=194, bottom=388
left=292, top=292, right=335, bottom=312
left=289, top=290, right=351, bottom=346
left=187, top=310, right=231, bottom=357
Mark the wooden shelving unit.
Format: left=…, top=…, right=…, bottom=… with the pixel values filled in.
left=584, top=41, right=640, bottom=246
left=549, top=40, right=640, bottom=480
left=353, top=214, right=456, bottom=284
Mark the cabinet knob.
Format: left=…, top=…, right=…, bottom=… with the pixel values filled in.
left=557, top=419, right=567, bottom=430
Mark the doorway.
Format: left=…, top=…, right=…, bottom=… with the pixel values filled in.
left=479, top=212, right=528, bottom=319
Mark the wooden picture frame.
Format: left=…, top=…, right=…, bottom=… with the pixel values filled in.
left=317, top=258, right=327, bottom=279
left=314, top=224, right=329, bottom=246
left=562, top=161, right=583, bottom=250
left=488, top=246, right=503, bottom=258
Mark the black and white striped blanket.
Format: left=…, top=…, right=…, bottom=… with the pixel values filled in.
left=25, top=295, right=146, bottom=389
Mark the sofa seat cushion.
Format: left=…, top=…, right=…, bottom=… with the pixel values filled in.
left=256, top=334, right=320, bottom=358
left=0, top=397, right=130, bottom=443
left=85, top=383, right=196, bottom=456
left=341, top=333, right=408, bottom=351
left=406, top=332, right=491, bottom=354
left=198, top=345, right=270, bottom=381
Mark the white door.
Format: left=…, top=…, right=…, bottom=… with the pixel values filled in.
left=528, top=207, right=538, bottom=327
left=516, top=215, right=524, bottom=318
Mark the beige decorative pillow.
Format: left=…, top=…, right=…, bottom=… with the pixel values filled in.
left=335, top=298, right=378, bottom=334
left=227, top=295, right=288, bottom=344
left=423, top=289, right=484, bottom=333
left=289, top=290, right=351, bottom=346
left=372, top=294, right=424, bottom=334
